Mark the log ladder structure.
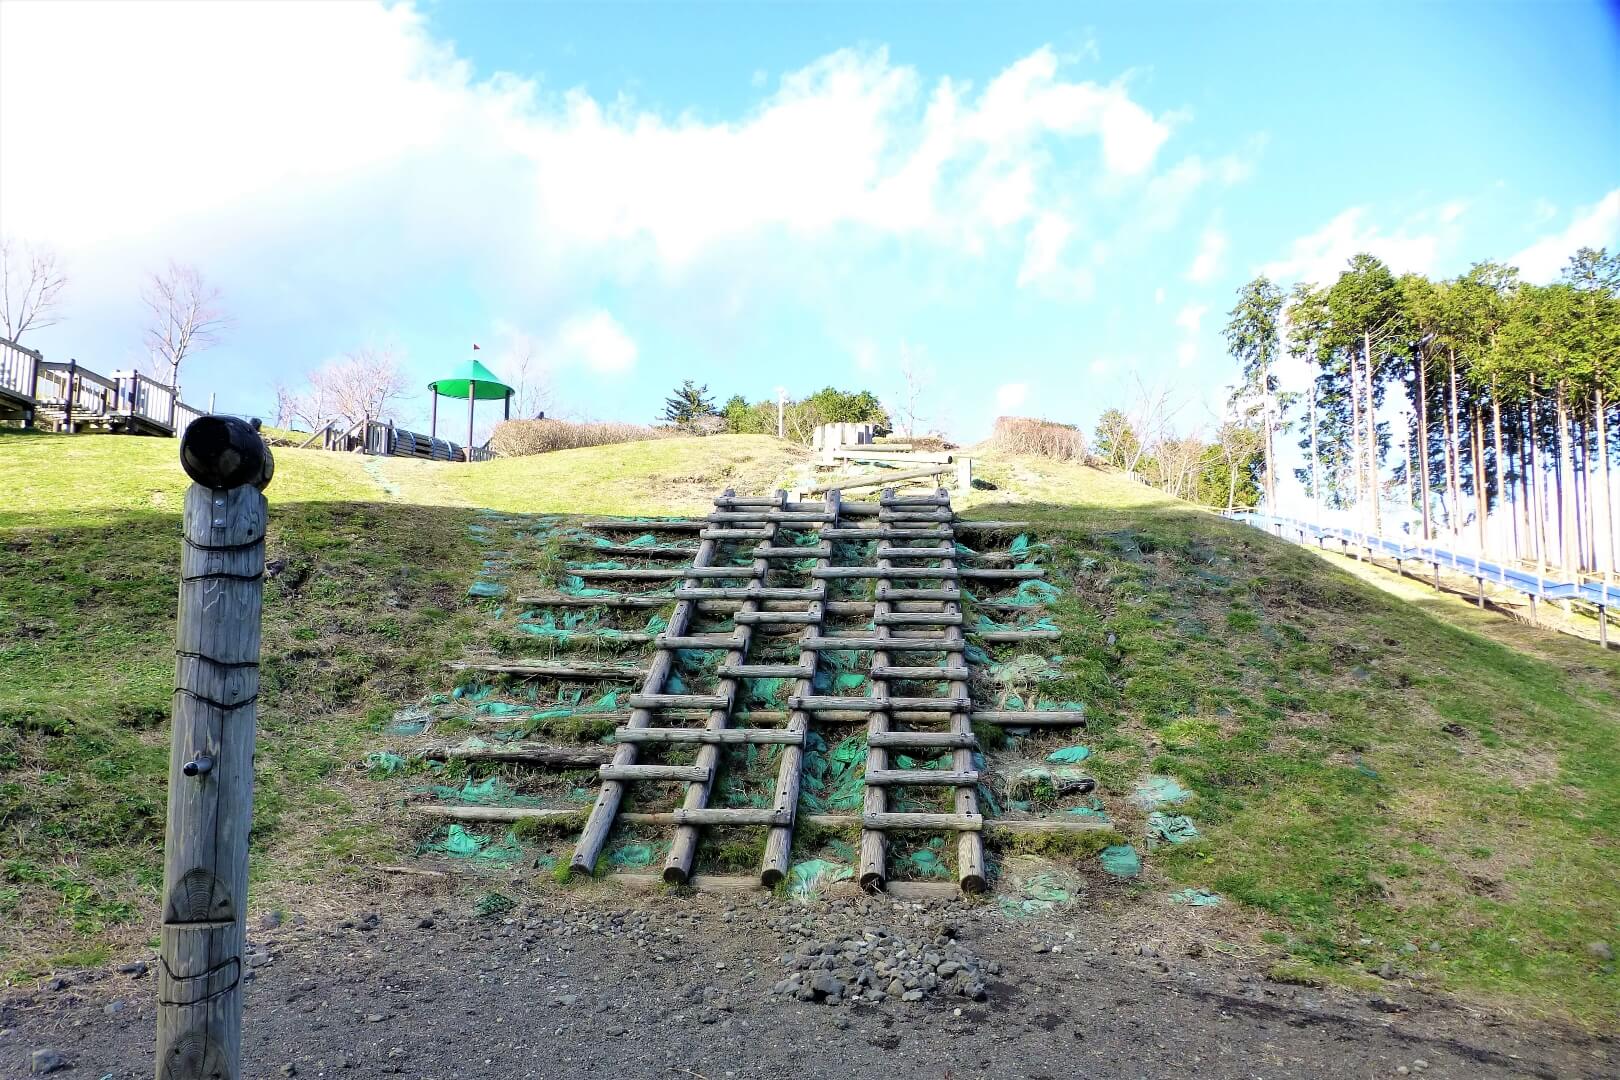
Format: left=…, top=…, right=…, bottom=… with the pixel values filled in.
left=422, top=486, right=1093, bottom=895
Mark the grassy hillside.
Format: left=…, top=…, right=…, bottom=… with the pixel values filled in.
left=1, top=430, right=1615, bottom=1026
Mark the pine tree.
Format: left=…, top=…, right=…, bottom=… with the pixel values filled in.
left=662, top=380, right=717, bottom=425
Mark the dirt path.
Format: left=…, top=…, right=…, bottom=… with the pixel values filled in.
left=5, top=888, right=1612, bottom=1079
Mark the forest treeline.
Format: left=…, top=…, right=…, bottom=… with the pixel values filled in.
left=1221, top=246, right=1617, bottom=576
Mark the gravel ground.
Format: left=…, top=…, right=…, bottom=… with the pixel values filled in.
left=4, top=887, right=1613, bottom=1079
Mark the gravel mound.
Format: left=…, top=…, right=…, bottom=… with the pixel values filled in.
left=771, top=927, right=991, bottom=1006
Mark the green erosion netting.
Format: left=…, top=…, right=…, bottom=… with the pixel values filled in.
left=606, top=838, right=670, bottom=868
left=385, top=705, right=434, bottom=736
left=1169, top=888, right=1222, bottom=907
left=558, top=574, right=621, bottom=597
left=665, top=649, right=718, bottom=695
left=1099, top=844, right=1142, bottom=878
left=515, top=608, right=668, bottom=642
left=787, top=859, right=854, bottom=899
left=997, top=866, right=1079, bottom=917
left=364, top=751, right=408, bottom=775
left=1046, top=745, right=1091, bottom=764
left=567, top=560, right=628, bottom=571
left=1064, top=798, right=1109, bottom=822
left=1131, top=775, right=1194, bottom=810
left=420, top=824, right=524, bottom=864
left=974, top=612, right=1060, bottom=633
left=413, top=775, right=547, bottom=807
left=468, top=580, right=509, bottom=599
left=811, top=649, right=868, bottom=695
left=1146, top=811, right=1200, bottom=847
left=715, top=744, right=781, bottom=808
left=895, top=837, right=950, bottom=879
left=800, top=732, right=867, bottom=812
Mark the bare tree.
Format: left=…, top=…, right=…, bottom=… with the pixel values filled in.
left=500, top=336, right=552, bottom=419
left=142, top=261, right=230, bottom=388
left=1121, top=374, right=1179, bottom=475
left=893, top=344, right=931, bottom=437
left=0, top=237, right=68, bottom=343
left=294, top=347, right=411, bottom=428
left=1212, top=413, right=1264, bottom=509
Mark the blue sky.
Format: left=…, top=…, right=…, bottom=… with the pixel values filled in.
left=1, top=0, right=1616, bottom=442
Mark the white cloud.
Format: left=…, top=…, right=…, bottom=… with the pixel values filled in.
left=1174, top=303, right=1208, bottom=333
left=994, top=382, right=1029, bottom=413
left=1017, top=213, right=1073, bottom=285
left=548, top=311, right=638, bottom=374
left=1509, top=188, right=1620, bottom=283
left=1088, top=359, right=1109, bottom=376
left=852, top=340, right=879, bottom=372
left=1186, top=226, right=1228, bottom=283
left=1176, top=341, right=1198, bottom=369
left=1153, top=287, right=1166, bottom=305
left=1262, top=207, right=1441, bottom=285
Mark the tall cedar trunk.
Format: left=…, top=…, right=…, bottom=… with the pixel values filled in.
left=1349, top=350, right=1364, bottom=522
left=1518, top=405, right=1535, bottom=564
left=1556, top=381, right=1577, bottom=572
left=1458, top=352, right=1470, bottom=540
left=1417, top=351, right=1432, bottom=539
left=1472, top=403, right=1488, bottom=554
left=1492, top=379, right=1513, bottom=561
left=1261, top=354, right=1276, bottom=509
left=1529, top=382, right=1547, bottom=570
left=1309, top=386, right=1321, bottom=518
left=1578, top=415, right=1592, bottom=572
left=1599, top=388, right=1614, bottom=578
left=1365, top=333, right=1382, bottom=534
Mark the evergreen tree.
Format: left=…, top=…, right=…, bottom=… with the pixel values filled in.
left=662, top=380, right=717, bottom=425
left=1223, top=275, right=1284, bottom=507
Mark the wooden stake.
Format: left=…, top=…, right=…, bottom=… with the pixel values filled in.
left=157, top=418, right=273, bottom=1080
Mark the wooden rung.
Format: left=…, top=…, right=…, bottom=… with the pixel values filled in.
left=879, top=494, right=951, bottom=507
left=581, top=517, right=705, bottom=532
left=658, top=633, right=743, bottom=649
left=599, top=763, right=711, bottom=782
left=672, top=807, right=791, bottom=826
left=874, top=586, right=959, bottom=601
left=822, top=527, right=950, bottom=540
left=676, top=586, right=823, bottom=600
left=681, top=566, right=765, bottom=580
left=732, top=610, right=819, bottom=625
left=514, top=629, right=657, bottom=643
left=803, top=636, right=962, bottom=652
left=561, top=542, right=695, bottom=558
left=874, top=612, right=963, bottom=626
left=786, top=695, right=969, bottom=712
left=864, top=768, right=980, bottom=786
left=885, top=696, right=971, bottom=711
left=714, top=663, right=814, bottom=679
left=418, top=742, right=614, bottom=767
left=971, top=710, right=1086, bottom=726
left=863, top=811, right=982, bottom=831
left=879, top=510, right=953, bottom=522
left=625, top=693, right=730, bottom=710
left=752, top=544, right=832, bottom=558
left=869, top=665, right=971, bottom=680
left=570, top=567, right=685, bottom=580
left=957, top=567, right=1046, bottom=580
left=867, top=730, right=977, bottom=749
left=978, top=630, right=1062, bottom=642
left=613, top=728, right=806, bottom=746
left=708, top=511, right=833, bottom=523
left=448, top=660, right=645, bottom=680
left=711, top=496, right=790, bottom=508
left=699, top=528, right=774, bottom=540
left=812, top=566, right=958, bottom=580
left=514, top=592, right=670, bottom=609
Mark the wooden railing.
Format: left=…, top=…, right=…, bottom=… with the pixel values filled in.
left=27, top=356, right=204, bottom=435
left=295, top=416, right=493, bottom=462
left=0, top=337, right=41, bottom=403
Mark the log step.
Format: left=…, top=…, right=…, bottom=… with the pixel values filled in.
left=448, top=660, right=645, bottom=680
left=787, top=696, right=970, bottom=712
left=599, top=763, right=711, bottom=782
left=658, top=634, right=744, bottom=649
left=732, top=610, right=819, bottom=625
left=680, top=566, right=769, bottom=580
left=672, top=807, right=790, bottom=826
left=875, top=586, right=959, bottom=601
left=879, top=494, right=951, bottom=507
left=708, top=511, right=832, bottom=524
left=971, top=710, right=1086, bottom=726
left=876, top=545, right=955, bottom=559
left=752, top=544, right=832, bottom=558
left=869, top=665, right=971, bottom=680
left=626, top=693, right=731, bottom=710
left=676, top=586, right=823, bottom=601
left=714, top=663, right=814, bottom=679
left=864, top=768, right=980, bottom=786
left=874, top=612, right=963, bottom=626
left=700, top=528, right=774, bottom=540
left=613, top=727, right=806, bottom=746
left=866, top=730, right=977, bottom=750
left=863, top=811, right=982, bottom=831
left=822, top=527, right=950, bottom=540
left=803, top=636, right=962, bottom=652
left=879, top=510, right=953, bottom=522
left=812, top=566, right=958, bottom=580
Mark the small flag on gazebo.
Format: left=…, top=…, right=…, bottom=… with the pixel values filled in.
left=472, top=343, right=480, bottom=350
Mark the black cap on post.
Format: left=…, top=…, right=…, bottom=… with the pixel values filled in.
left=180, top=416, right=275, bottom=491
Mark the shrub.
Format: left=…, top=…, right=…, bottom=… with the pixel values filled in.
left=991, top=416, right=1087, bottom=462
left=488, top=418, right=677, bottom=457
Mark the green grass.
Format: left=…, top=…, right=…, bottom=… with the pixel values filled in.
left=2, top=428, right=1616, bottom=1026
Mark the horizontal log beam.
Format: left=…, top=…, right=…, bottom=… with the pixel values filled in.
left=598, top=763, right=711, bottom=782
left=864, top=768, right=980, bottom=786
left=448, top=660, right=645, bottom=680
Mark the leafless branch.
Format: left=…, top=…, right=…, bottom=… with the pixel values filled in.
left=0, top=237, right=68, bottom=343
left=141, top=261, right=230, bottom=388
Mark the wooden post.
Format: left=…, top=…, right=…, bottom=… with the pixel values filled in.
left=64, top=358, right=76, bottom=432
left=156, top=417, right=273, bottom=1080
left=466, top=381, right=476, bottom=462
left=430, top=390, right=438, bottom=439
left=955, top=456, right=972, bottom=492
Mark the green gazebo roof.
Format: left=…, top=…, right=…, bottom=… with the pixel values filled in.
left=428, top=358, right=512, bottom=400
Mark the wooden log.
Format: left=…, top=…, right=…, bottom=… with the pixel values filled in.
left=827, top=447, right=952, bottom=464
left=943, top=605, right=986, bottom=894
left=708, top=510, right=833, bottom=524
left=157, top=428, right=272, bottom=1080
left=561, top=541, right=694, bottom=558
left=752, top=544, right=831, bottom=558
left=671, top=807, right=790, bottom=827
left=876, top=544, right=955, bottom=558
left=803, top=636, right=961, bottom=652
left=866, top=730, right=977, bottom=749
left=822, top=526, right=951, bottom=540
left=625, top=693, right=730, bottom=709
left=869, top=665, right=971, bottom=680
left=598, top=763, right=711, bottom=782
left=418, top=742, right=611, bottom=767
left=570, top=567, right=686, bottom=580
left=612, top=727, right=805, bottom=745
left=699, top=527, right=773, bottom=540
left=809, top=465, right=953, bottom=494
left=874, top=611, right=963, bottom=625
left=874, top=586, right=960, bottom=601
left=880, top=509, right=954, bottom=522
left=678, top=566, right=768, bottom=580
left=675, top=585, right=823, bottom=600
left=863, top=812, right=982, bottom=831
left=449, top=660, right=645, bottom=680
left=732, top=609, right=820, bottom=625
left=864, top=768, right=980, bottom=786
left=880, top=493, right=951, bottom=506
left=971, top=710, right=1086, bottom=725
left=859, top=528, right=895, bottom=893
left=656, top=633, right=743, bottom=649
left=812, top=565, right=959, bottom=579
left=714, top=662, right=814, bottom=679
left=956, top=567, right=1046, bottom=580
